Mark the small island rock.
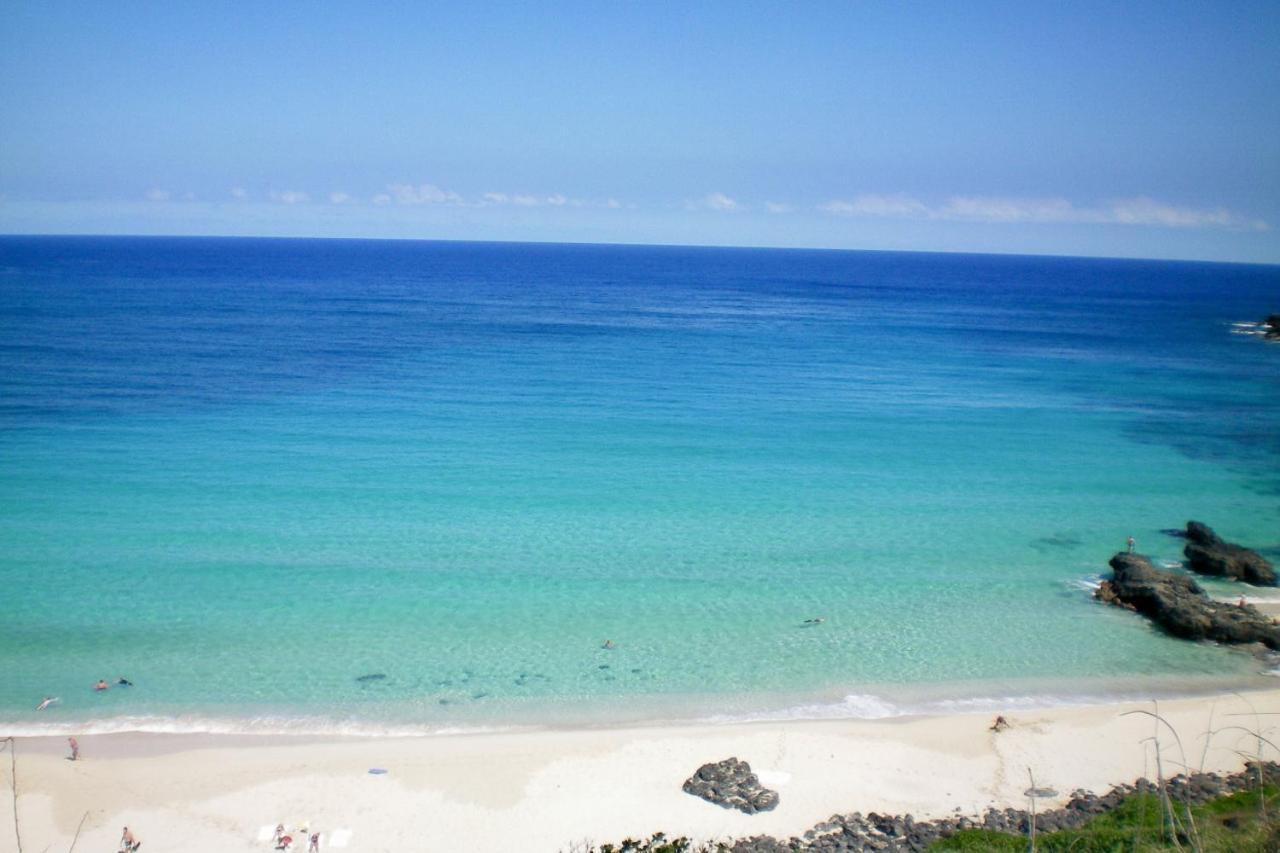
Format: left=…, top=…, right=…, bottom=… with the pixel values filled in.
left=1184, top=521, right=1276, bottom=586
left=1098, top=552, right=1280, bottom=649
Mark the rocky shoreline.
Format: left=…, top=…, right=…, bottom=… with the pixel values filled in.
left=1095, top=551, right=1280, bottom=649
left=718, top=762, right=1279, bottom=852
left=1094, top=521, right=1279, bottom=650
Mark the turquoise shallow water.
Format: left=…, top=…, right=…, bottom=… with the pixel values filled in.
left=1, top=237, right=1278, bottom=733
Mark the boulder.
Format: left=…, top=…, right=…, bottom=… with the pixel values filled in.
left=683, top=757, right=780, bottom=814
left=1184, top=521, right=1276, bottom=585
left=1101, top=552, right=1280, bottom=649
left=1265, top=314, right=1280, bottom=341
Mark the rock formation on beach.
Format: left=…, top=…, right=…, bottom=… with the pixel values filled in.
left=1265, top=314, right=1280, bottom=340
left=716, top=763, right=1280, bottom=852
left=1184, top=520, right=1277, bottom=585
left=683, top=757, right=780, bottom=814
left=1095, top=552, right=1280, bottom=649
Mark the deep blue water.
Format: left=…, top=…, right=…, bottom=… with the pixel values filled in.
left=1, top=236, right=1278, bottom=733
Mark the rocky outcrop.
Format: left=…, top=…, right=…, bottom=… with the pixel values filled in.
left=1096, top=552, right=1280, bottom=649
left=683, top=757, right=779, bottom=814
left=1184, top=521, right=1277, bottom=585
left=668, top=762, right=1280, bottom=851
left=1265, top=314, right=1280, bottom=340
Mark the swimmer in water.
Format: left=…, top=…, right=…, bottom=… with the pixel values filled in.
left=36, top=696, right=58, bottom=711
left=602, top=639, right=615, bottom=649
left=803, top=617, right=826, bottom=624
left=117, top=677, right=133, bottom=687
left=94, top=679, right=109, bottom=691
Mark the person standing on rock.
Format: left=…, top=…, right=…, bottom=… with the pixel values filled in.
left=1127, top=536, right=1135, bottom=554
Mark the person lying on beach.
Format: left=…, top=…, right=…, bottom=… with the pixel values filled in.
left=990, top=715, right=1010, bottom=732
left=275, top=834, right=293, bottom=851
left=94, top=679, right=110, bottom=691
left=35, top=696, right=58, bottom=711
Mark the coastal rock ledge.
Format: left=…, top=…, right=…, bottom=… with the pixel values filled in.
left=1096, top=552, right=1280, bottom=649
left=1184, top=520, right=1276, bottom=586
left=683, top=757, right=780, bottom=814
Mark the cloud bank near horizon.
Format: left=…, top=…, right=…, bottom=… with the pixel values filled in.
left=123, top=184, right=1270, bottom=234
left=817, top=194, right=1269, bottom=231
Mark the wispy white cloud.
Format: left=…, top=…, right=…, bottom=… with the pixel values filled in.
left=270, top=190, right=310, bottom=205
left=386, top=183, right=464, bottom=205
left=688, top=192, right=740, bottom=213
left=819, top=194, right=1267, bottom=231
left=764, top=201, right=794, bottom=214
left=819, top=194, right=929, bottom=219
left=229, top=187, right=248, bottom=201
left=328, top=192, right=354, bottom=205
left=145, top=189, right=171, bottom=202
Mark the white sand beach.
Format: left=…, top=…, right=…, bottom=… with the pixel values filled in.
left=4, top=689, right=1279, bottom=852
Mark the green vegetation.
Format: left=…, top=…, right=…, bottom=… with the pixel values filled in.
left=931, top=786, right=1280, bottom=852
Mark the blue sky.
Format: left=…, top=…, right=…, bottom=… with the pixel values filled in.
left=2, top=2, right=1278, bottom=262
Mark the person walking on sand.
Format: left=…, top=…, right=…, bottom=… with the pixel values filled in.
left=309, top=831, right=321, bottom=852
left=67, top=736, right=79, bottom=760
left=1126, top=536, right=1135, bottom=554
left=120, top=825, right=140, bottom=851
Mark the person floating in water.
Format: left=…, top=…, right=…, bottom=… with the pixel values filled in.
left=36, top=696, right=58, bottom=711
left=94, top=679, right=110, bottom=691
left=803, top=617, right=826, bottom=625
left=117, top=677, right=133, bottom=687
left=1126, top=536, right=1135, bottom=553
left=602, top=639, right=615, bottom=649
left=990, top=715, right=1010, bottom=732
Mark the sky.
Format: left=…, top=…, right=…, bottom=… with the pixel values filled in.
left=2, top=1, right=1278, bottom=262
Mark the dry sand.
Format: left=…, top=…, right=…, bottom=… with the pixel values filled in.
left=3, top=689, right=1280, bottom=853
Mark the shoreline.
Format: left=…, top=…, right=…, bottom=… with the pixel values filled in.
left=5, top=690, right=1280, bottom=852
left=4, top=668, right=1277, bottom=738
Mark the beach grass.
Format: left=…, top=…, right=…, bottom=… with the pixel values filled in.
left=934, top=786, right=1280, bottom=851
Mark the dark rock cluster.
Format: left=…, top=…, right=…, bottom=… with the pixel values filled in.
left=1184, top=520, right=1276, bottom=586
left=1095, top=552, right=1280, bottom=649
left=1265, top=314, right=1280, bottom=341
left=683, top=758, right=780, bottom=814
left=721, top=763, right=1279, bottom=852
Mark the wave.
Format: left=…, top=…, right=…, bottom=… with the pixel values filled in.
left=0, top=713, right=523, bottom=739
left=695, top=689, right=1168, bottom=725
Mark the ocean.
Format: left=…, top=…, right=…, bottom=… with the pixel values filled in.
left=1, top=235, right=1277, bottom=735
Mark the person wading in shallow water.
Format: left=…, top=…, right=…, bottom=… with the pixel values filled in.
left=1127, top=536, right=1136, bottom=553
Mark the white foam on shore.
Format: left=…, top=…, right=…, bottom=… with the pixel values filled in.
left=0, top=713, right=523, bottom=739
left=695, top=690, right=1143, bottom=725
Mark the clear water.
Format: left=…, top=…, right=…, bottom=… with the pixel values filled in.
left=1, top=236, right=1278, bottom=733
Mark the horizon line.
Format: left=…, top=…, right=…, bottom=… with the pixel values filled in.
left=1, top=229, right=1277, bottom=269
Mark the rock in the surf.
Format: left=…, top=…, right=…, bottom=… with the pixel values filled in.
left=1184, top=521, right=1276, bottom=586
left=1100, top=552, right=1280, bottom=649
left=683, top=757, right=780, bottom=814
